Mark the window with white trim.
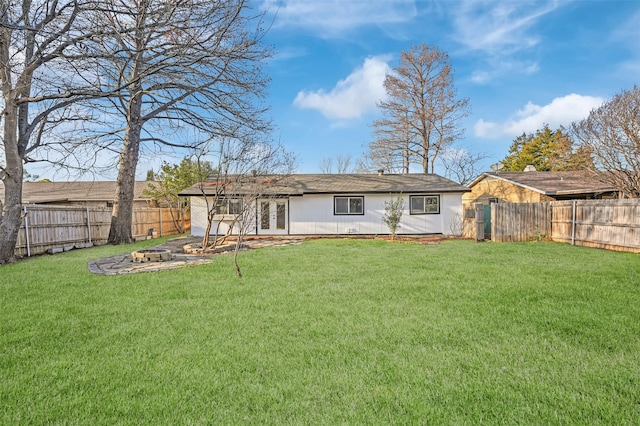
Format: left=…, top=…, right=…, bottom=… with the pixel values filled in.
left=215, top=198, right=243, bottom=215
left=334, top=196, right=364, bottom=215
left=409, top=195, right=440, bottom=215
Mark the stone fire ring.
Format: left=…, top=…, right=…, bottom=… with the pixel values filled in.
left=131, top=249, right=172, bottom=263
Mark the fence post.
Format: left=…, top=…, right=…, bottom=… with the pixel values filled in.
left=86, top=206, right=92, bottom=244
left=571, top=200, right=576, bottom=246
left=475, top=203, right=485, bottom=242
left=23, top=205, right=31, bottom=257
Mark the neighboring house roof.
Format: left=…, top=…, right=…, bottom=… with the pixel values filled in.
left=0, top=181, right=157, bottom=204
left=180, top=173, right=470, bottom=197
left=468, top=171, right=617, bottom=196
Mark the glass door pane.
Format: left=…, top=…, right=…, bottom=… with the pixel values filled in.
left=276, top=201, right=286, bottom=230
left=260, top=201, right=270, bottom=230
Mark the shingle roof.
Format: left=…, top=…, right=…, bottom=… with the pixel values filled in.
left=0, top=181, right=156, bottom=204
left=179, top=173, right=470, bottom=196
left=469, top=171, right=617, bottom=195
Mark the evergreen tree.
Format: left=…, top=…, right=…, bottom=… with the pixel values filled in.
left=143, top=158, right=215, bottom=233
left=500, top=125, right=593, bottom=172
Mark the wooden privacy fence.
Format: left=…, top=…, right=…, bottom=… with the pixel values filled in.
left=492, top=202, right=552, bottom=242
left=15, top=205, right=190, bottom=257
left=491, top=199, right=640, bottom=253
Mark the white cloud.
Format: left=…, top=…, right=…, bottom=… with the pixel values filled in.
left=261, top=0, right=416, bottom=36
left=474, top=94, right=605, bottom=139
left=293, top=56, right=391, bottom=120
left=470, top=60, right=538, bottom=84
left=453, top=0, right=562, bottom=54
left=451, top=0, right=565, bottom=83
left=270, top=46, right=307, bottom=62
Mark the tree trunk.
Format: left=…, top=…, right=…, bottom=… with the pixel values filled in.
left=0, top=99, right=25, bottom=264
left=108, top=120, right=142, bottom=244
left=234, top=232, right=243, bottom=278
left=202, top=209, right=214, bottom=249
left=421, top=151, right=429, bottom=173
left=0, top=177, right=23, bottom=264
left=0, top=153, right=24, bottom=264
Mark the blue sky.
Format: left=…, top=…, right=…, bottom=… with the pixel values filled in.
left=260, top=0, right=640, bottom=175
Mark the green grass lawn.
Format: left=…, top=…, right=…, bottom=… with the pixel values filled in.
left=2, top=238, right=639, bottom=424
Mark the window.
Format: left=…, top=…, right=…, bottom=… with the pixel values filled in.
left=215, top=198, right=243, bottom=215
left=334, top=196, right=364, bottom=215
left=410, top=195, right=440, bottom=215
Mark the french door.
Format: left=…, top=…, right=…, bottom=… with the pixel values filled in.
left=258, top=199, right=288, bottom=235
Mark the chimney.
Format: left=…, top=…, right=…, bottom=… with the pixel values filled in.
left=523, top=165, right=536, bottom=172
left=377, top=169, right=384, bottom=176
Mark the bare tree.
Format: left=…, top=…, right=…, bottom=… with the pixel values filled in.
left=319, top=153, right=353, bottom=174
left=572, top=86, right=640, bottom=198
left=0, top=0, right=107, bottom=263
left=319, top=156, right=333, bottom=174
left=88, top=0, right=273, bottom=244
left=195, top=135, right=295, bottom=277
left=335, top=153, right=353, bottom=174
left=439, top=148, right=488, bottom=186
left=368, top=44, right=470, bottom=174
left=369, top=112, right=414, bottom=174
left=355, top=151, right=400, bottom=174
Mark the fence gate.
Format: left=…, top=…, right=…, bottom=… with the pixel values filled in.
left=483, top=204, right=492, bottom=237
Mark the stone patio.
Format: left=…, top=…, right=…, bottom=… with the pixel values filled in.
left=87, top=235, right=305, bottom=275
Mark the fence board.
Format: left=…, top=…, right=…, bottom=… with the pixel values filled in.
left=15, top=205, right=189, bottom=257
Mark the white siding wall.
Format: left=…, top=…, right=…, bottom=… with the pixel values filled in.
left=190, top=197, right=208, bottom=237
left=288, top=193, right=462, bottom=235
left=189, top=197, right=257, bottom=237
left=190, top=193, right=463, bottom=237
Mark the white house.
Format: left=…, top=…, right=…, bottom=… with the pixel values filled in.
left=180, top=173, right=470, bottom=237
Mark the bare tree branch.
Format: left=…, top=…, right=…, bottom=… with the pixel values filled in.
left=572, top=86, right=640, bottom=198
left=439, top=148, right=488, bottom=186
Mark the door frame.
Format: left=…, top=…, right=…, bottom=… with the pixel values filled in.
left=257, top=198, right=289, bottom=235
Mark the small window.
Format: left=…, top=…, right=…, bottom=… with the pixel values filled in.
left=228, top=199, right=242, bottom=214
left=334, top=196, right=364, bottom=215
left=215, top=198, right=243, bottom=215
left=410, top=195, right=440, bottom=215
